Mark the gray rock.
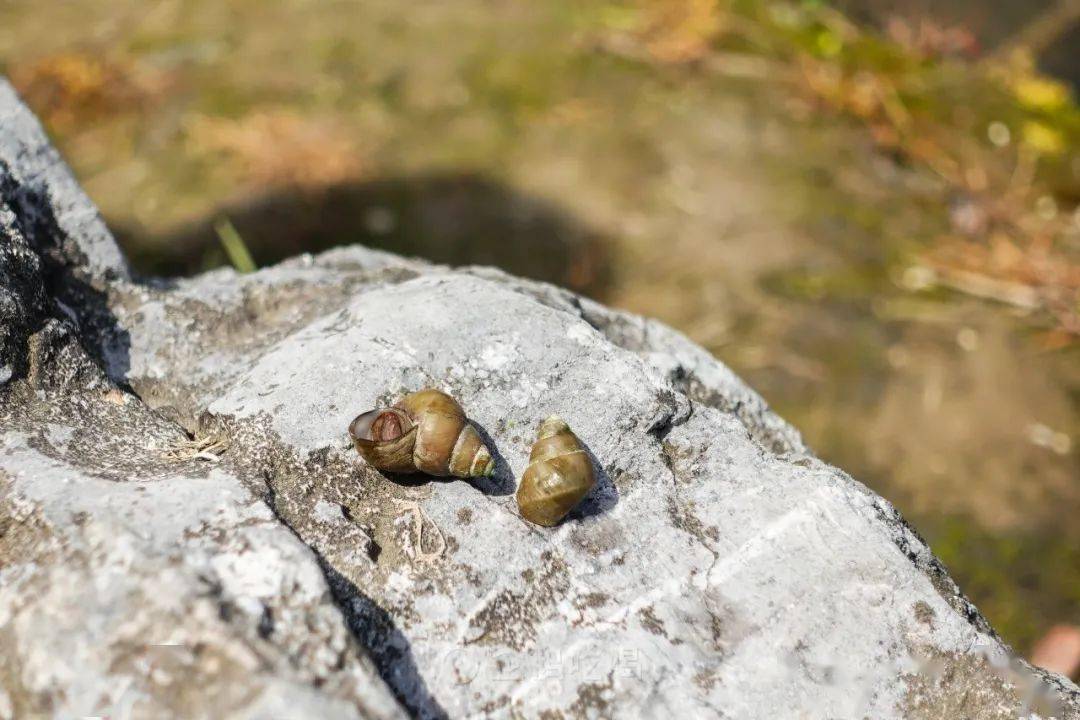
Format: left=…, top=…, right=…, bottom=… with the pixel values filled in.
left=1, top=77, right=1078, bottom=719
left=0, top=79, right=402, bottom=720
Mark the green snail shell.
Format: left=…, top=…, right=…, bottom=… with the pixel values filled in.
left=349, top=389, right=494, bottom=478
left=516, top=415, right=596, bottom=526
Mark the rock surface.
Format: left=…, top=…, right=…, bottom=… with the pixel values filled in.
left=1, top=77, right=1078, bottom=719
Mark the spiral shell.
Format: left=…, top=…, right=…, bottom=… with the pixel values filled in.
left=349, top=389, right=494, bottom=478
left=516, top=415, right=595, bottom=526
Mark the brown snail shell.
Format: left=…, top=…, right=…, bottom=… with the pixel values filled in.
left=349, top=389, right=494, bottom=478
left=516, top=415, right=596, bottom=527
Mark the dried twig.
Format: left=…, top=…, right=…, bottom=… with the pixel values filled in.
left=162, top=432, right=231, bottom=463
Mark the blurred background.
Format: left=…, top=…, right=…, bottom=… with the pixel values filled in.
left=1, top=0, right=1077, bottom=677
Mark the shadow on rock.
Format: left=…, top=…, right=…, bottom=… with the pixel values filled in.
left=114, top=172, right=613, bottom=298
left=0, top=161, right=131, bottom=384
left=321, top=564, right=448, bottom=720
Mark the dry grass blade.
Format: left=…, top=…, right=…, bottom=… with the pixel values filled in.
left=162, top=432, right=232, bottom=463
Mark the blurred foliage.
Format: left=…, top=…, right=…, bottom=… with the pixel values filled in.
left=184, top=110, right=362, bottom=189
left=606, top=0, right=1080, bottom=340
left=8, top=51, right=164, bottom=130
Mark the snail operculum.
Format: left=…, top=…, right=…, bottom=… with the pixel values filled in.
left=349, top=408, right=418, bottom=473
left=349, top=389, right=495, bottom=478
left=516, top=415, right=596, bottom=527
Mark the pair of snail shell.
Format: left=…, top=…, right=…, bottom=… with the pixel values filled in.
left=349, top=389, right=595, bottom=527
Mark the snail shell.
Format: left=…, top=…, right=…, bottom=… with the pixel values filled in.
left=349, top=389, right=494, bottom=478
left=516, top=415, right=596, bottom=526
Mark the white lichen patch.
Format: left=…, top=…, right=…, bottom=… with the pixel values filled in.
left=43, top=423, right=74, bottom=451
